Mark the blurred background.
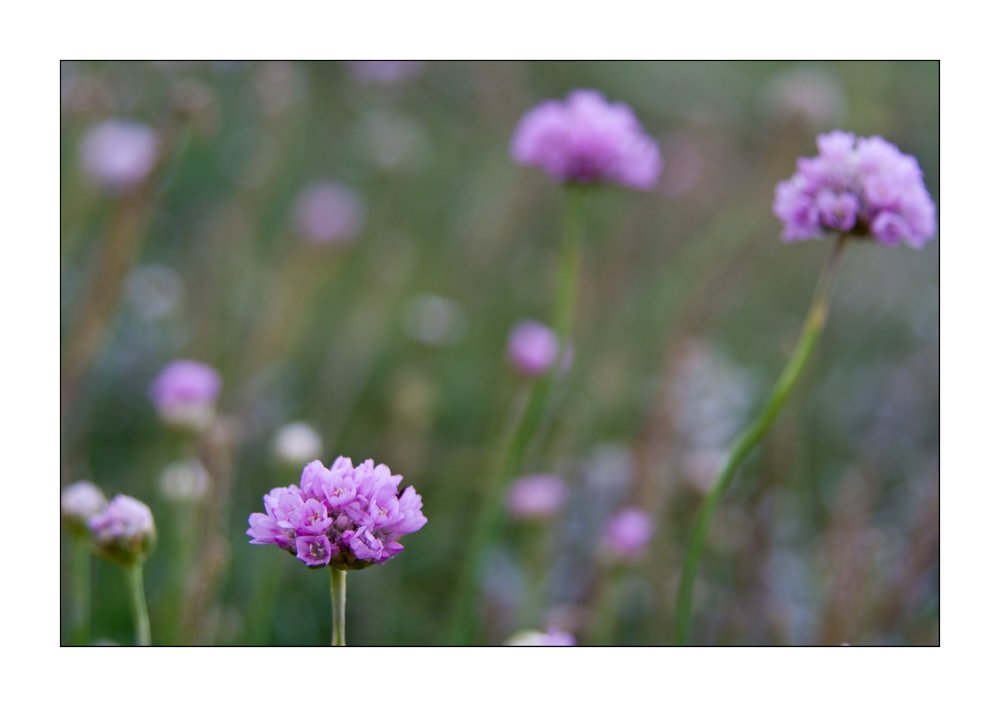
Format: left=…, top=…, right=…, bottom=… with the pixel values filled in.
left=60, top=61, right=938, bottom=646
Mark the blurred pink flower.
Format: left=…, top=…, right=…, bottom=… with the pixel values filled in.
left=80, top=119, right=160, bottom=191
left=510, top=89, right=661, bottom=189
left=507, top=320, right=560, bottom=377
left=507, top=475, right=567, bottom=519
left=604, top=507, right=654, bottom=558
left=292, top=182, right=366, bottom=244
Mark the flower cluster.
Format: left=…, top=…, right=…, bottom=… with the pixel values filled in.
left=88, top=495, right=157, bottom=565
left=247, top=457, right=427, bottom=570
left=510, top=89, right=662, bottom=190
left=149, top=359, right=222, bottom=431
left=773, top=131, right=936, bottom=248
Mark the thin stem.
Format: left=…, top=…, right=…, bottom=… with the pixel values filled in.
left=448, top=186, right=589, bottom=645
left=70, top=540, right=91, bottom=646
left=553, top=185, right=588, bottom=348
left=330, top=567, right=347, bottom=646
left=675, top=234, right=848, bottom=646
left=125, top=562, right=151, bottom=646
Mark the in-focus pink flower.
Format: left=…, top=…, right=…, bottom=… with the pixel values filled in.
left=248, top=456, right=427, bottom=570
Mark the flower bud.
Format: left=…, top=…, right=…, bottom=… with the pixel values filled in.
left=88, top=495, right=157, bottom=565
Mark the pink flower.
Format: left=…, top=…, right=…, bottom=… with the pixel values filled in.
left=510, top=90, right=661, bottom=190
left=604, top=508, right=654, bottom=558
left=507, top=320, right=560, bottom=377
left=292, top=182, right=365, bottom=244
left=773, top=131, right=936, bottom=248
left=80, top=119, right=160, bottom=192
left=247, top=457, right=426, bottom=570
left=149, top=360, right=221, bottom=431
left=507, top=475, right=566, bottom=519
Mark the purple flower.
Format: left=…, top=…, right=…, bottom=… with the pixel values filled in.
left=773, top=131, right=936, bottom=248
left=80, top=119, right=160, bottom=192
left=604, top=508, right=654, bottom=559
left=149, top=360, right=222, bottom=431
left=506, top=475, right=566, bottom=519
left=507, top=320, right=560, bottom=377
left=88, top=495, right=157, bottom=565
left=291, top=182, right=365, bottom=244
left=296, top=534, right=332, bottom=566
left=247, top=457, right=427, bottom=570
left=510, top=89, right=661, bottom=190
left=61, top=481, right=108, bottom=524
left=347, top=61, right=425, bottom=85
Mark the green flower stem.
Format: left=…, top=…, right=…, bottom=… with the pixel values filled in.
left=125, top=562, right=151, bottom=646
left=448, top=186, right=589, bottom=644
left=553, top=185, right=588, bottom=348
left=70, top=539, right=91, bottom=646
left=675, top=234, right=848, bottom=646
left=330, top=567, right=347, bottom=646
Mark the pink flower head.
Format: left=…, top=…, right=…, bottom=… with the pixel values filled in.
left=507, top=320, right=560, bottom=377
left=61, top=481, right=108, bottom=524
left=604, top=507, right=654, bottom=559
left=773, top=131, right=936, bottom=248
left=88, top=495, right=157, bottom=565
left=247, top=456, right=427, bottom=570
left=292, top=182, right=366, bottom=244
left=510, top=89, right=661, bottom=190
left=507, top=475, right=567, bottom=519
left=80, top=119, right=160, bottom=192
left=149, top=360, right=222, bottom=431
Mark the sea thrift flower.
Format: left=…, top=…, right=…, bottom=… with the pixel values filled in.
left=507, top=475, right=567, bottom=519
left=604, top=508, right=654, bottom=558
left=292, top=182, right=366, bottom=244
left=507, top=320, right=560, bottom=377
left=510, top=89, right=661, bottom=190
left=773, top=131, right=936, bottom=248
left=88, top=495, right=157, bottom=565
left=247, top=456, right=427, bottom=570
left=149, top=360, right=222, bottom=431
left=61, top=481, right=108, bottom=536
left=80, top=119, right=160, bottom=191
